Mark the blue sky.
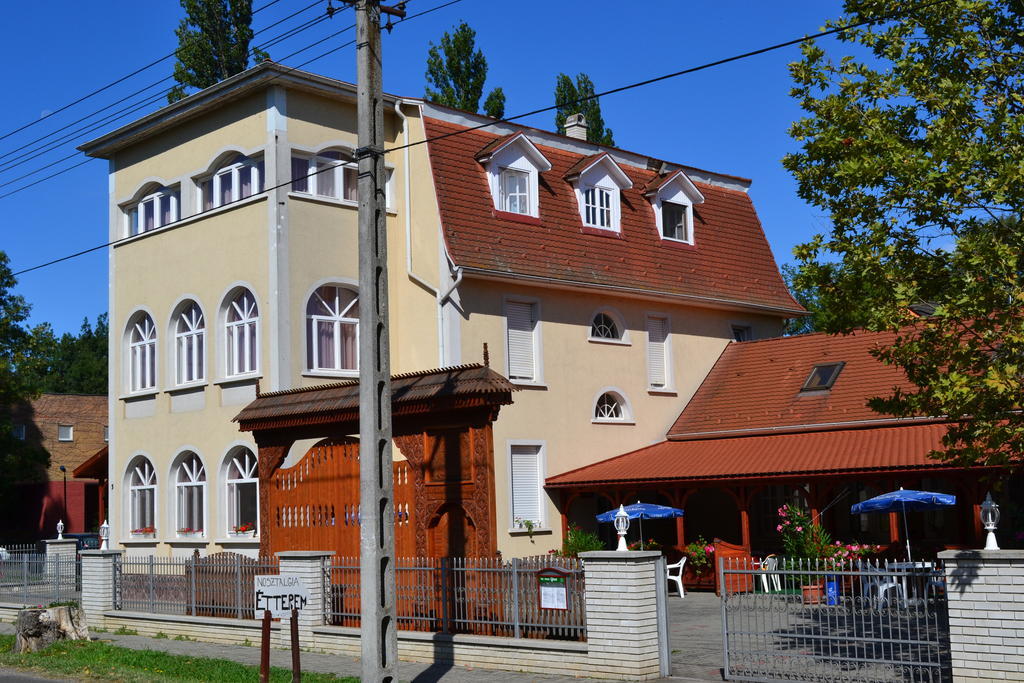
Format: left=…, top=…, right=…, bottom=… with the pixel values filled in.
left=1, top=0, right=845, bottom=334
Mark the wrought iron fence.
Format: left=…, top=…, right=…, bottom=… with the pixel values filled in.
left=114, top=553, right=279, bottom=619
left=0, top=553, right=80, bottom=606
left=325, top=555, right=586, bottom=641
left=720, top=556, right=951, bottom=682
left=0, top=542, right=44, bottom=556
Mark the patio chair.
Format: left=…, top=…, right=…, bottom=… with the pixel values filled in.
left=666, top=557, right=686, bottom=598
left=861, top=565, right=904, bottom=607
left=759, top=555, right=781, bottom=593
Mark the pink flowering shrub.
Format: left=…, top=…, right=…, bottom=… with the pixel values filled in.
left=777, top=504, right=882, bottom=561
left=683, top=536, right=715, bottom=576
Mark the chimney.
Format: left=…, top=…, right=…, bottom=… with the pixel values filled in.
left=564, top=113, right=588, bottom=141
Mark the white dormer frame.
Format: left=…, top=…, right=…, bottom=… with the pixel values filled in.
left=479, top=134, right=551, bottom=218
left=569, top=155, right=632, bottom=232
left=647, top=170, right=705, bottom=245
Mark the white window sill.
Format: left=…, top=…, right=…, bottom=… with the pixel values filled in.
left=115, top=194, right=266, bottom=247
left=582, top=223, right=620, bottom=233
left=215, top=537, right=260, bottom=545
left=587, top=337, right=630, bottom=346
left=169, top=537, right=208, bottom=544
left=510, top=380, right=547, bottom=389
left=592, top=419, right=636, bottom=425
left=122, top=538, right=159, bottom=545
left=215, top=374, right=262, bottom=387
left=303, top=370, right=359, bottom=380
left=660, top=236, right=695, bottom=245
left=167, top=382, right=208, bottom=395
left=119, top=390, right=159, bottom=401
left=290, top=192, right=396, bottom=215
left=508, top=527, right=552, bottom=536
left=648, top=389, right=678, bottom=396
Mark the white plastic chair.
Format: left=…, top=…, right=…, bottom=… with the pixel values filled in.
left=862, top=565, right=905, bottom=606
left=759, top=555, right=781, bottom=593
left=666, top=557, right=686, bottom=598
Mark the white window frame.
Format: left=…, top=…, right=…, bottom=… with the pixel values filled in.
left=481, top=134, right=550, bottom=218
left=731, top=324, right=753, bottom=342
left=124, top=186, right=180, bottom=237
left=225, top=290, right=259, bottom=378
left=306, top=285, right=360, bottom=376
left=660, top=200, right=691, bottom=242
left=224, top=448, right=259, bottom=537
left=649, top=171, right=704, bottom=245
left=583, top=186, right=614, bottom=229
left=499, top=167, right=531, bottom=215
left=57, top=424, right=73, bottom=442
left=503, top=297, right=543, bottom=386
left=198, top=154, right=263, bottom=211
left=174, top=302, right=206, bottom=386
left=591, top=388, right=635, bottom=424
left=507, top=440, right=546, bottom=530
left=127, top=457, right=157, bottom=535
left=127, top=313, right=157, bottom=393
left=646, top=313, right=674, bottom=393
left=290, top=150, right=358, bottom=202
left=174, top=452, right=206, bottom=537
left=588, top=308, right=629, bottom=345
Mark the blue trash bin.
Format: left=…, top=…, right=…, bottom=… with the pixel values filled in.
left=826, top=575, right=839, bottom=605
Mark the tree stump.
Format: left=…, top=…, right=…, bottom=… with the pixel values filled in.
left=14, top=606, right=89, bottom=653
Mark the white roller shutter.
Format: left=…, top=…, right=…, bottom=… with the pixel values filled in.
left=506, top=301, right=536, bottom=380
left=510, top=444, right=542, bottom=525
left=646, top=316, right=669, bottom=388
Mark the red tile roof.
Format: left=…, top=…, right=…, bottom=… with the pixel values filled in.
left=546, top=422, right=952, bottom=488
left=423, top=117, right=803, bottom=314
left=668, top=330, right=914, bottom=439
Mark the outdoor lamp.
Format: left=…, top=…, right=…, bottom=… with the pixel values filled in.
left=99, top=519, right=110, bottom=551
left=614, top=505, right=630, bottom=552
left=56, top=519, right=64, bottom=540
left=981, top=493, right=1000, bottom=551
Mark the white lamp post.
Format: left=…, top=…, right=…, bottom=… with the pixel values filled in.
left=56, top=519, right=64, bottom=540
left=981, top=493, right=1000, bottom=551
left=99, top=520, right=110, bottom=551
left=614, top=505, right=630, bottom=552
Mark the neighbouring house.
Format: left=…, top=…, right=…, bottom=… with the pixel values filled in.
left=547, top=329, right=1017, bottom=560
left=5, top=393, right=107, bottom=541
left=78, top=61, right=805, bottom=558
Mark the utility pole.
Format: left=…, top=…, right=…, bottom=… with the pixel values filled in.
left=348, top=0, right=404, bottom=681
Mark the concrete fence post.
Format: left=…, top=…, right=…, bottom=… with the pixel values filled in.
left=940, top=549, right=1024, bottom=681
left=579, top=550, right=667, bottom=681
left=275, top=551, right=332, bottom=648
left=44, top=539, right=78, bottom=598
left=80, top=549, right=123, bottom=630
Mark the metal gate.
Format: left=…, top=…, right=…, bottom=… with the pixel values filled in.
left=720, top=557, right=951, bottom=682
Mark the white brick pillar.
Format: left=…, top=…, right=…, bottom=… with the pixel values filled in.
left=44, top=539, right=78, bottom=559
left=579, top=551, right=669, bottom=681
left=940, top=549, right=1024, bottom=681
left=275, top=551, right=331, bottom=648
left=80, top=550, right=122, bottom=630
left=44, top=539, right=78, bottom=601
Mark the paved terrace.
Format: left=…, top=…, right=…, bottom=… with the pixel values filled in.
left=0, top=591, right=725, bottom=682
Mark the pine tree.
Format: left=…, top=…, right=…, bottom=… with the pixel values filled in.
left=168, top=0, right=268, bottom=103
left=424, top=22, right=504, bottom=118
left=554, top=73, right=614, bottom=146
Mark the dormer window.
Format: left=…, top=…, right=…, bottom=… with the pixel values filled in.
left=646, top=170, right=704, bottom=244
left=476, top=133, right=551, bottom=219
left=199, top=153, right=264, bottom=211
left=565, top=153, right=632, bottom=233
left=802, top=362, right=845, bottom=391
left=124, top=185, right=180, bottom=237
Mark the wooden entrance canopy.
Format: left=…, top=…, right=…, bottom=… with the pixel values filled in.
left=234, top=364, right=517, bottom=558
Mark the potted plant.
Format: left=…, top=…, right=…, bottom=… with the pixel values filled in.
left=682, top=536, right=716, bottom=590
left=628, top=538, right=662, bottom=552
left=130, top=526, right=156, bottom=539
left=777, top=505, right=832, bottom=603
left=176, top=527, right=203, bottom=538
left=229, top=522, right=256, bottom=538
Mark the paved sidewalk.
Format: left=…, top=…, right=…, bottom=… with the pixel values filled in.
left=0, top=593, right=726, bottom=681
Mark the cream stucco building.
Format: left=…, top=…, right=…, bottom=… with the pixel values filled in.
left=80, top=62, right=801, bottom=557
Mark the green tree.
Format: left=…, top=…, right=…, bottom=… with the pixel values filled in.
left=0, top=252, right=50, bottom=492
left=553, top=73, right=614, bottom=146
left=781, top=263, right=822, bottom=336
left=784, top=0, right=1024, bottom=469
left=168, top=0, right=268, bottom=103
left=424, top=22, right=505, bottom=118
left=25, top=315, right=108, bottom=395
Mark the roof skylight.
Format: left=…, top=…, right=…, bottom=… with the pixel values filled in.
left=801, top=362, right=845, bottom=391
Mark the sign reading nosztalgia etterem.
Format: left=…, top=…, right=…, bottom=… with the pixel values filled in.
left=254, top=574, right=310, bottom=617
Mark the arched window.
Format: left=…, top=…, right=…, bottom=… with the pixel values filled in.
left=125, top=184, right=180, bottom=236
left=593, top=391, right=632, bottom=423
left=199, top=153, right=264, bottom=211
left=306, top=285, right=359, bottom=372
left=174, top=302, right=205, bottom=384
left=174, top=452, right=206, bottom=536
left=291, top=149, right=358, bottom=201
left=225, top=448, right=259, bottom=535
left=127, top=456, right=156, bottom=535
left=590, top=312, right=620, bottom=340
left=127, top=313, right=157, bottom=392
left=225, top=290, right=258, bottom=377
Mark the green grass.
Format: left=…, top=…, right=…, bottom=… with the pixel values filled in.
left=0, top=635, right=358, bottom=682
left=113, top=626, right=138, bottom=635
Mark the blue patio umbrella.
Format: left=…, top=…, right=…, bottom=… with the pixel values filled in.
left=596, top=502, right=684, bottom=550
left=850, top=488, right=956, bottom=560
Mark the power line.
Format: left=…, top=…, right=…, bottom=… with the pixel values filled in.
left=0, top=0, right=295, bottom=144
left=14, top=0, right=937, bottom=278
